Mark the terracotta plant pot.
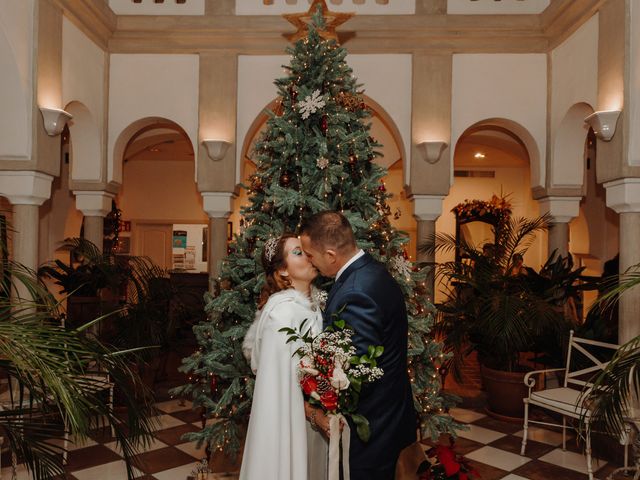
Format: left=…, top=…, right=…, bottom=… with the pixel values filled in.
left=480, top=364, right=530, bottom=421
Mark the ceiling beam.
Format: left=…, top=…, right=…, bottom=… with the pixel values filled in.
left=52, top=0, right=601, bottom=55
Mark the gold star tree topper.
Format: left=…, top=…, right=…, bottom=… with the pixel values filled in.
left=283, top=0, right=354, bottom=43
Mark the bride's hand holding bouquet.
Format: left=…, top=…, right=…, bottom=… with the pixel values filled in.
left=281, top=317, right=384, bottom=440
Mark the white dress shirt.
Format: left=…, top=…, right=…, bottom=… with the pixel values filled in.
left=335, top=249, right=365, bottom=281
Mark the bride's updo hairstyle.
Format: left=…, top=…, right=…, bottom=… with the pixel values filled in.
left=258, top=232, right=298, bottom=309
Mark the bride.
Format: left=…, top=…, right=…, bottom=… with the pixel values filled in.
left=240, top=233, right=328, bottom=480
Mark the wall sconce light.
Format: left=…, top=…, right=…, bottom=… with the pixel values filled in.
left=202, top=139, right=231, bottom=161
left=39, top=107, right=72, bottom=136
left=584, top=110, right=621, bottom=141
left=417, top=141, right=448, bottom=164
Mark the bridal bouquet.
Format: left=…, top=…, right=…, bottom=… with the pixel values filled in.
left=280, top=318, right=384, bottom=442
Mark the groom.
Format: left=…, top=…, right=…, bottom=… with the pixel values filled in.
left=300, top=211, right=417, bottom=480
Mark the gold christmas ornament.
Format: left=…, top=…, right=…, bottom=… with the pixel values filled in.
left=282, top=0, right=354, bottom=43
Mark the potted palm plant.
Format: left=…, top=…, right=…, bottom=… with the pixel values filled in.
left=38, top=238, right=127, bottom=329
left=424, top=205, right=574, bottom=419
left=40, top=238, right=187, bottom=388
left=0, top=239, right=157, bottom=479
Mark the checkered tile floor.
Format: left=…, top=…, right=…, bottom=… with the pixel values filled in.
left=0, top=402, right=626, bottom=479
left=420, top=407, right=625, bottom=480
left=0, top=399, right=240, bottom=480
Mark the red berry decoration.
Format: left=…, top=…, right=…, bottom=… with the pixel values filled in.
left=210, top=375, right=217, bottom=392
left=321, top=115, right=328, bottom=134
left=378, top=183, right=386, bottom=192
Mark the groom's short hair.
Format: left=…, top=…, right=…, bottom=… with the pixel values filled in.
left=301, top=211, right=356, bottom=254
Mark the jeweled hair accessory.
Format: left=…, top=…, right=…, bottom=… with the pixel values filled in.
left=264, top=237, right=279, bottom=263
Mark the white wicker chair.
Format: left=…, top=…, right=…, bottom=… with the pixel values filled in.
left=520, top=330, right=625, bottom=480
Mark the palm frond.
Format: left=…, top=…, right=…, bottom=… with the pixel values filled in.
left=580, top=336, right=640, bottom=438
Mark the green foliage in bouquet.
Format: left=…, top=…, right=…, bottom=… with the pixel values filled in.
left=172, top=8, right=458, bottom=458
left=280, top=317, right=384, bottom=442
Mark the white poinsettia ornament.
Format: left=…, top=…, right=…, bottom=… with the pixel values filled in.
left=298, top=89, right=326, bottom=119
left=389, top=254, right=412, bottom=281
left=316, top=157, right=329, bottom=169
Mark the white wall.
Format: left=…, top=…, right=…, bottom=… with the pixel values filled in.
left=236, top=54, right=412, bottom=184
left=108, top=0, right=204, bottom=16
left=448, top=0, right=549, bottom=15
left=108, top=54, right=199, bottom=184
left=0, top=0, right=33, bottom=159
left=451, top=54, right=547, bottom=190
left=549, top=14, right=598, bottom=187
left=62, top=17, right=106, bottom=182
left=118, top=159, right=206, bottom=224
left=236, top=0, right=415, bottom=15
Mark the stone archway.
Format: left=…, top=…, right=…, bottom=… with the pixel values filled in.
left=551, top=102, right=594, bottom=189
left=111, top=117, right=195, bottom=186
left=64, top=101, right=102, bottom=183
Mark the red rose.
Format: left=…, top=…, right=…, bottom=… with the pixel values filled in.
left=320, top=389, right=339, bottom=411
left=301, top=376, right=318, bottom=396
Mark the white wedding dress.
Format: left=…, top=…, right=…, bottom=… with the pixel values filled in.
left=240, top=288, right=328, bottom=480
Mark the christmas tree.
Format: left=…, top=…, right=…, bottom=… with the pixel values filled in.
left=173, top=4, right=458, bottom=458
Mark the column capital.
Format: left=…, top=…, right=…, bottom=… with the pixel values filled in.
left=74, top=191, right=115, bottom=217
left=202, top=191, right=235, bottom=218
left=604, top=178, right=640, bottom=213
left=410, top=194, right=446, bottom=222
left=538, top=196, right=582, bottom=223
left=0, top=171, right=54, bottom=206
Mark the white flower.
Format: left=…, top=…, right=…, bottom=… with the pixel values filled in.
left=330, top=366, right=350, bottom=391
left=300, top=355, right=319, bottom=376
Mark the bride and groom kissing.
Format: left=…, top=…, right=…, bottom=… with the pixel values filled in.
left=241, top=210, right=417, bottom=480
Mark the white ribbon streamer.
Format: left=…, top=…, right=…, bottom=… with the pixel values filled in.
left=328, top=413, right=350, bottom=480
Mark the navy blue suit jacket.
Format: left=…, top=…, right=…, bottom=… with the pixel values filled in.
left=324, top=253, right=417, bottom=472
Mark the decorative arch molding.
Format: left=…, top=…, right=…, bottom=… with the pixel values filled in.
left=64, top=101, right=102, bottom=183
left=0, top=27, right=30, bottom=159
left=551, top=102, right=594, bottom=190
left=111, top=116, right=195, bottom=188
left=455, top=117, right=539, bottom=189
left=238, top=94, right=406, bottom=189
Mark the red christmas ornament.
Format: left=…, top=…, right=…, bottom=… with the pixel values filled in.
left=321, top=115, right=328, bottom=134
left=210, top=374, right=217, bottom=392
left=280, top=173, right=291, bottom=186
left=378, top=183, right=386, bottom=192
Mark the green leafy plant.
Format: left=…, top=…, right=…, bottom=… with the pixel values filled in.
left=580, top=266, right=640, bottom=440
left=38, top=237, right=128, bottom=298
left=0, top=252, right=157, bottom=479
left=423, top=211, right=573, bottom=377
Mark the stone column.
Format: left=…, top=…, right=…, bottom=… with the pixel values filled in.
left=538, top=196, right=582, bottom=258
left=0, top=171, right=54, bottom=298
left=411, top=195, right=445, bottom=299
left=74, top=191, right=115, bottom=251
left=202, top=192, right=235, bottom=291
left=604, top=178, right=640, bottom=343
